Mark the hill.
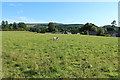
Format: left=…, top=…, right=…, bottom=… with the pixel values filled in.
left=26, top=23, right=84, bottom=29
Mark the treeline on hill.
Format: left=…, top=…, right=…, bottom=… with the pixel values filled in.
left=28, top=20, right=119, bottom=36
left=1, top=20, right=120, bottom=37
left=0, top=21, right=27, bottom=31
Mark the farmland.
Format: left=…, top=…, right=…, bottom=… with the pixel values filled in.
left=1, top=31, right=119, bottom=78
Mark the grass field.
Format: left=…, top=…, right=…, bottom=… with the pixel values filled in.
left=1, top=31, right=119, bottom=78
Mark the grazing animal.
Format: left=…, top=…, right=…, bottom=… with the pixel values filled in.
left=53, top=37, right=59, bottom=40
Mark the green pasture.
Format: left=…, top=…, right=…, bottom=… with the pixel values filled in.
left=1, top=31, right=118, bottom=78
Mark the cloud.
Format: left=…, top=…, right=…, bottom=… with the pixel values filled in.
left=17, top=10, right=23, bottom=14
left=2, top=17, right=33, bottom=23
left=3, top=16, right=49, bottom=23
left=2, top=18, right=20, bottom=23
left=18, top=16, right=33, bottom=22
left=9, top=3, right=16, bottom=6
left=9, top=3, right=22, bottom=7
left=17, top=16, right=49, bottom=23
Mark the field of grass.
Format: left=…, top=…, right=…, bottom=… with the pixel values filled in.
left=2, top=31, right=119, bottom=78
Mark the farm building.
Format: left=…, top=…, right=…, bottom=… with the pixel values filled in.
left=45, top=32, right=52, bottom=34
left=55, top=32, right=64, bottom=34
left=64, top=32, right=72, bottom=34
left=77, top=33, right=80, bottom=34
left=116, top=32, right=120, bottom=37
left=108, top=31, right=118, bottom=37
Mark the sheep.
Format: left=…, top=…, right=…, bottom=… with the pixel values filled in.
left=53, top=37, right=59, bottom=40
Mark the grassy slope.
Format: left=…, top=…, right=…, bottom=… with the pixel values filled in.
left=2, top=31, right=118, bottom=78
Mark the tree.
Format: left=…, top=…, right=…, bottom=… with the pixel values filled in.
left=29, top=27, right=38, bottom=32
left=52, top=26, right=59, bottom=33
left=1, top=20, right=9, bottom=30
left=60, top=28, right=67, bottom=32
left=5, top=21, right=9, bottom=28
left=36, top=28, right=41, bottom=33
left=48, top=22, right=56, bottom=32
left=13, top=22, right=18, bottom=30
left=18, top=22, right=26, bottom=30
left=5, top=21, right=9, bottom=30
left=111, top=20, right=116, bottom=27
left=9, top=23, right=13, bottom=30
left=90, top=26, right=98, bottom=31
left=79, top=23, right=98, bottom=32
left=1, top=20, right=6, bottom=30
left=39, top=26, right=48, bottom=33
left=81, top=30, right=89, bottom=35
left=97, top=28, right=105, bottom=36
left=40, top=28, right=48, bottom=33
left=107, top=27, right=115, bottom=31
left=70, top=28, right=79, bottom=34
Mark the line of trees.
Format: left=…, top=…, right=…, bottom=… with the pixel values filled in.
left=29, top=22, right=119, bottom=36
left=29, top=22, right=59, bottom=33
left=1, top=20, right=119, bottom=37
left=49, top=21, right=118, bottom=36
left=1, top=21, right=27, bottom=31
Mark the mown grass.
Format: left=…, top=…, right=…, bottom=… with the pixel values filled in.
left=2, top=31, right=119, bottom=78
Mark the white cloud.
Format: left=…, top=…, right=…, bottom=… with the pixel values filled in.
left=2, top=17, right=33, bottom=23
left=18, top=16, right=33, bottom=22
left=3, top=16, right=48, bottom=23
left=17, top=16, right=51, bottom=23
left=9, top=3, right=22, bottom=7
left=17, top=10, right=23, bottom=14
left=2, top=19, right=20, bottom=23
left=9, top=3, right=16, bottom=6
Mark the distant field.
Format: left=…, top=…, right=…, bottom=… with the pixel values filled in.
left=2, top=31, right=118, bottom=78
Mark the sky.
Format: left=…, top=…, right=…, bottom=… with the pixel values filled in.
left=2, top=2, right=118, bottom=26
left=2, top=0, right=120, bottom=2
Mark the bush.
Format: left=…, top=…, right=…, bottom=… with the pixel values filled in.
left=81, top=31, right=89, bottom=35
left=104, top=34, right=111, bottom=37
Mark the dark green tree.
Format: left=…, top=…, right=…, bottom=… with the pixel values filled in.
left=5, top=21, right=9, bottom=30
left=9, top=23, right=13, bottom=30
left=36, top=29, right=41, bottom=33
left=90, top=26, right=98, bottom=31
left=97, top=28, right=105, bottom=36
left=18, top=22, right=26, bottom=29
left=48, top=22, right=56, bottom=32
left=40, top=28, right=48, bottom=33
left=111, top=20, right=116, bottom=27
left=18, top=22, right=26, bottom=30
left=107, top=27, right=115, bottom=31
left=71, top=28, right=79, bottom=34
left=79, top=23, right=98, bottom=32
left=13, top=22, right=18, bottom=30
left=1, top=20, right=6, bottom=30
